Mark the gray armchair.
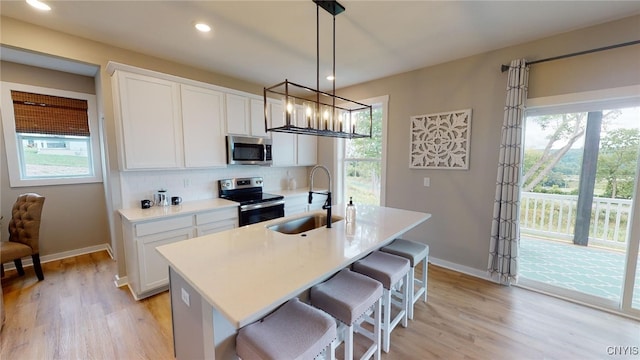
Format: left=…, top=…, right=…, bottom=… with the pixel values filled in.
left=1, top=193, right=46, bottom=281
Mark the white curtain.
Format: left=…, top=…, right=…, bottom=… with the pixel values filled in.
left=488, top=59, right=529, bottom=285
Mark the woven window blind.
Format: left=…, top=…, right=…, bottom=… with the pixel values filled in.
left=11, top=90, right=90, bottom=137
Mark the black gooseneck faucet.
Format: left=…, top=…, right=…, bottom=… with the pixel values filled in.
left=309, top=165, right=332, bottom=228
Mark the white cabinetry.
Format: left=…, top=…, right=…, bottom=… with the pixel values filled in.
left=121, top=207, right=238, bottom=300
left=110, top=64, right=229, bottom=170
left=195, top=207, right=238, bottom=236
left=226, top=94, right=269, bottom=138
left=123, top=215, right=194, bottom=299
left=225, top=93, right=250, bottom=136
left=181, top=85, right=226, bottom=167
left=297, top=134, right=317, bottom=166
left=294, top=104, right=317, bottom=166
left=284, top=194, right=308, bottom=216
left=284, top=192, right=326, bottom=216
left=250, top=98, right=268, bottom=137
left=308, top=194, right=327, bottom=211
left=270, top=102, right=317, bottom=167
left=114, top=71, right=183, bottom=169
left=270, top=101, right=297, bottom=166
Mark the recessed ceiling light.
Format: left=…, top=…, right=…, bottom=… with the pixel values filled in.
left=195, top=23, right=211, bottom=33
left=326, top=75, right=335, bottom=81
left=26, top=0, right=51, bottom=11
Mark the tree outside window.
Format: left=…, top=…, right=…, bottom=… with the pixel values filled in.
left=344, top=104, right=383, bottom=205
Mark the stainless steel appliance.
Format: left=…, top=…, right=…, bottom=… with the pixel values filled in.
left=226, top=136, right=272, bottom=166
left=219, top=177, right=284, bottom=226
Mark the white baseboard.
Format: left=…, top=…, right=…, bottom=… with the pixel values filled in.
left=428, top=256, right=493, bottom=282
left=114, top=274, right=128, bottom=288
left=2, top=243, right=110, bottom=270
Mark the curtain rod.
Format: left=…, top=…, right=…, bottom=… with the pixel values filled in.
left=500, top=39, right=640, bottom=72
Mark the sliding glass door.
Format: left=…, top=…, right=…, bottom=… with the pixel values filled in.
left=518, top=102, right=640, bottom=316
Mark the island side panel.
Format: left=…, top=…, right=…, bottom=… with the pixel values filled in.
left=170, top=267, right=238, bottom=360
left=170, top=267, right=205, bottom=359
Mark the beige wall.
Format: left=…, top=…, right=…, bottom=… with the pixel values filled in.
left=329, top=15, right=640, bottom=273
left=0, top=61, right=110, bottom=256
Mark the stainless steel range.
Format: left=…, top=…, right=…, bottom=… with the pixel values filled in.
left=218, top=177, right=285, bottom=226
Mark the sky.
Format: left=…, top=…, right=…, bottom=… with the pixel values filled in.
left=524, top=106, right=640, bottom=150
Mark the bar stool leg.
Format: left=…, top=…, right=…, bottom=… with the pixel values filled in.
left=407, top=266, right=415, bottom=320
left=382, top=288, right=392, bottom=353
left=401, top=272, right=409, bottom=328
left=345, top=323, right=354, bottom=360
left=374, top=297, right=381, bottom=360
left=422, top=260, right=428, bottom=302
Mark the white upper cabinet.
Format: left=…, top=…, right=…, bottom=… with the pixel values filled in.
left=109, top=62, right=230, bottom=170
left=297, top=134, right=317, bottom=166
left=294, top=104, right=317, bottom=166
left=226, top=94, right=269, bottom=138
left=250, top=98, right=269, bottom=138
left=181, top=85, right=226, bottom=168
left=225, top=93, right=250, bottom=135
left=108, top=62, right=312, bottom=169
left=270, top=100, right=296, bottom=166
left=269, top=102, right=317, bottom=167
left=115, top=71, right=183, bottom=169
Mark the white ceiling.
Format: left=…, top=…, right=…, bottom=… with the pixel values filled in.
left=2, top=0, right=639, bottom=90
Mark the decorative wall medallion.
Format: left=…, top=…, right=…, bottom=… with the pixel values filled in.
left=409, top=109, right=471, bottom=169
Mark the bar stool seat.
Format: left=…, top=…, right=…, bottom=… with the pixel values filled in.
left=311, top=268, right=383, bottom=360
left=380, top=239, right=429, bottom=320
left=236, top=298, right=336, bottom=360
left=352, top=251, right=410, bottom=353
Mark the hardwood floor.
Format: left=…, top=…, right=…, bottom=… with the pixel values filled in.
left=1, top=250, right=638, bottom=359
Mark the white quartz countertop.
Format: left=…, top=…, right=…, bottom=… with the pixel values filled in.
left=156, top=204, right=431, bottom=329
left=118, top=198, right=238, bottom=222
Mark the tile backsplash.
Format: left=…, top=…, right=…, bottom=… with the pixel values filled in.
left=120, top=166, right=310, bottom=209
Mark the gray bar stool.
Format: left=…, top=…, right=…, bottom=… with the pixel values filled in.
left=236, top=298, right=337, bottom=360
left=380, top=238, right=429, bottom=320
left=352, top=251, right=410, bottom=353
left=311, top=268, right=383, bottom=360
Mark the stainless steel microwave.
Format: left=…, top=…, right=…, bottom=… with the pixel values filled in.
left=226, top=136, right=272, bottom=166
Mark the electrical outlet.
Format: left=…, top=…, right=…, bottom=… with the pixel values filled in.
left=183, top=178, right=191, bottom=188
left=423, top=177, right=430, bottom=187
left=181, top=288, right=190, bottom=307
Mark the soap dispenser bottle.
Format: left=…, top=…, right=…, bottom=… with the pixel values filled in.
left=346, top=197, right=356, bottom=223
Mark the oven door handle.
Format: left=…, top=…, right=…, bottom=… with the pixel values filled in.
left=239, top=199, right=285, bottom=212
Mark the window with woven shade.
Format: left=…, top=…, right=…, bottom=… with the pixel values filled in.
left=1, top=82, right=103, bottom=187
left=11, top=91, right=90, bottom=137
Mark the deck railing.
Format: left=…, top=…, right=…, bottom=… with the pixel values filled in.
left=520, top=192, right=632, bottom=250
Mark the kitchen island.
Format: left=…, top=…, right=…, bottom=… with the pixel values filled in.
left=156, top=204, right=431, bottom=359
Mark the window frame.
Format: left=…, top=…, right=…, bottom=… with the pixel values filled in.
left=521, top=84, right=640, bottom=317
left=1, top=81, right=103, bottom=187
left=336, top=95, right=389, bottom=206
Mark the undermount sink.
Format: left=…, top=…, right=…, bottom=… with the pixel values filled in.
left=268, top=214, right=343, bottom=235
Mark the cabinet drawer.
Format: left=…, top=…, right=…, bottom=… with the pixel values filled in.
left=196, top=220, right=237, bottom=236
left=135, top=215, right=194, bottom=237
left=196, top=207, right=238, bottom=225
left=285, top=195, right=307, bottom=206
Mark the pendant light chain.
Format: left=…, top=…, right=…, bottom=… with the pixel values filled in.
left=332, top=11, right=336, bottom=117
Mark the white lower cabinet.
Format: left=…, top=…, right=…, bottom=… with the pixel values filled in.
left=122, top=207, right=238, bottom=300
left=284, top=194, right=308, bottom=216
left=284, top=193, right=327, bottom=216
left=140, top=227, right=193, bottom=294
left=195, top=207, right=238, bottom=236
left=308, top=195, right=326, bottom=211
